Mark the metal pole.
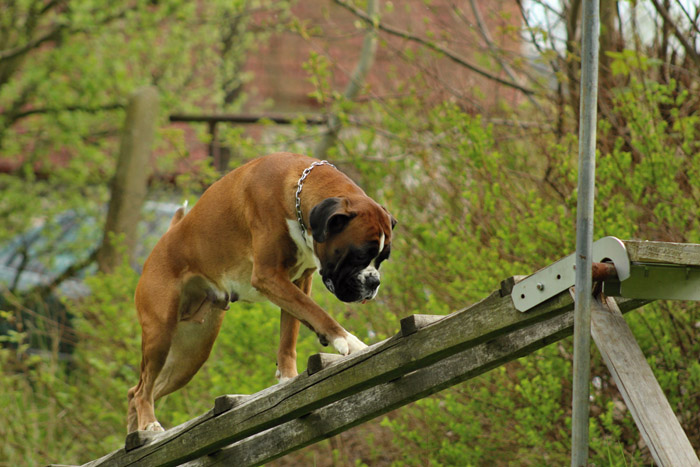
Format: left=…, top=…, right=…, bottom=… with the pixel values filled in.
left=572, top=0, right=600, bottom=465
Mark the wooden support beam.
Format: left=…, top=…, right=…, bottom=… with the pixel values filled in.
left=591, top=296, right=700, bottom=467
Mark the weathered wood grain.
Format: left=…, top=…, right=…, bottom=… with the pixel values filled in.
left=591, top=296, right=700, bottom=467
left=624, top=240, right=700, bottom=265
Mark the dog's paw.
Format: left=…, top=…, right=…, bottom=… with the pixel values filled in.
left=331, top=331, right=368, bottom=356
left=275, top=368, right=297, bottom=384
left=144, top=421, right=164, bottom=432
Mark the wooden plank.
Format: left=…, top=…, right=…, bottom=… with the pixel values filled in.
left=624, top=240, right=700, bottom=266
left=591, top=296, right=700, bottom=467
left=88, top=289, right=584, bottom=467
left=183, top=297, right=647, bottom=467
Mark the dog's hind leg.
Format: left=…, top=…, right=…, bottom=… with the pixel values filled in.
left=151, top=306, right=226, bottom=402
left=128, top=331, right=173, bottom=432
left=128, top=277, right=228, bottom=433
left=127, top=282, right=179, bottom=433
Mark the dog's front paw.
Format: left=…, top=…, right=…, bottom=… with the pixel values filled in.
left=331, top=331, right=368, bottom=356
left=144, top=421, right=164, bottom=432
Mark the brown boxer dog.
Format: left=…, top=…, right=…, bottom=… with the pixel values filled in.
left=127, top=152, right=396, bottom=433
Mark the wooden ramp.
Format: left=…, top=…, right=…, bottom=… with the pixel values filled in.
left=67, top=240, right=699, bottom=467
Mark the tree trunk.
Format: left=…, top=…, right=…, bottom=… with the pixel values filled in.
left=97, top=86, right=159, bottom=273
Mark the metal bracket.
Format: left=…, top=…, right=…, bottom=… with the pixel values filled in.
left=512, top=236, right=630, bottom=312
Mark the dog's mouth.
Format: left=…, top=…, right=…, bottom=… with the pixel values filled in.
left=323, top=277, right=336, bottom=294
left=323, top=275, right=379, bottom=303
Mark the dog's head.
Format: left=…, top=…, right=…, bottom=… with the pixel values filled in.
left=310, top=196, right=396, bottom=303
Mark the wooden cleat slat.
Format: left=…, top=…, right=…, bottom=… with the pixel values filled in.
left=499, top=275, right=527, bottom=297
left=214, top=394, right=250, bottom=416
left=400, top=314, right=445, bottom=336
left=307, top=353, right=345, bottom=376
left=125, top=430, right=158, bottom=452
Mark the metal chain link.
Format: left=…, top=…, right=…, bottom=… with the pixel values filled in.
left=295, top=160, right=336, bottom=236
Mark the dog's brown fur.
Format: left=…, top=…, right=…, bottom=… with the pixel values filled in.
left=127, top=153, right=394, bottom=433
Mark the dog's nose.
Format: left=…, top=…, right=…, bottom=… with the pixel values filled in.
left=365, top=275, right=380, bottom=290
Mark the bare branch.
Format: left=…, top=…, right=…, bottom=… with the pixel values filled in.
left=11, top=103, right=124, bottom=121
left=315, top=0, right=379, bottom=159
left=460, top=1, right=544, bottom=112
left=332, top=0, right=537, bottom=96
left=0, top=24, right=64, bottom=61
left=649, top=0, right=700, bottom=68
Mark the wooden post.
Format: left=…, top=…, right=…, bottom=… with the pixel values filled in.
left=98, top=86, right=159, bottom=273
left=591, top=296, right=700, bottom=466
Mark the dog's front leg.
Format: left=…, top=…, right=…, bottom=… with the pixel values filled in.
left=251, top=265, right=366, bottom=357
left=276, top=274, right=312, bottom=383
left=277, top=309, right=300, bottom=383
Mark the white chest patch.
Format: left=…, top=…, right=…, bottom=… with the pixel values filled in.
left=286, top=219, right=321, bottom=281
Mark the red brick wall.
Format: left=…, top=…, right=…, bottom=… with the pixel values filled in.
left=243, top=0, right=524, bottom=113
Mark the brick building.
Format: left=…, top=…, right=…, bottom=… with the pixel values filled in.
left=243, top=0, right=524, bottom=113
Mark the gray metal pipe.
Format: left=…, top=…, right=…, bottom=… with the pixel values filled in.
left=572, top=0, right=600, bottom=465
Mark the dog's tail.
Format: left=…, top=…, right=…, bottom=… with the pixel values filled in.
left=168, top=200, right=188, bottom=231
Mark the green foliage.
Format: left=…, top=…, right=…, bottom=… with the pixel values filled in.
left=0, top=260, right=140, bottom=464
left=2, top=5, right=700, bottom=464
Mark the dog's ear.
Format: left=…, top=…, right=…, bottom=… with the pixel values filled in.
left=382, top=205, right=398, bottom=230
left=309, top=197, right=356, bottom=243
